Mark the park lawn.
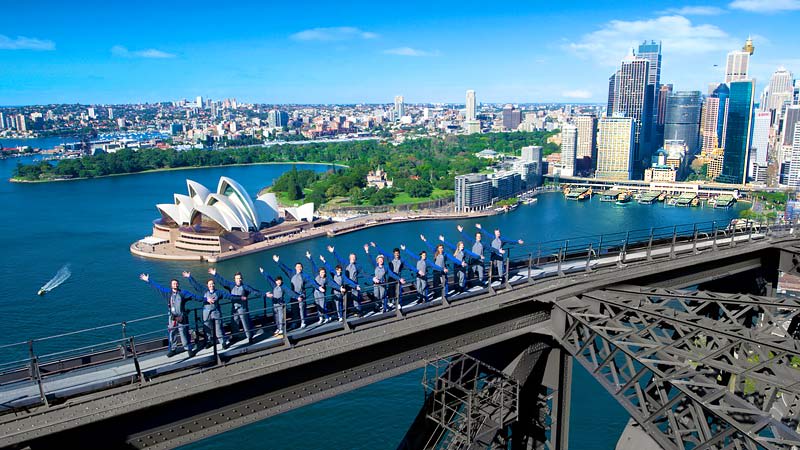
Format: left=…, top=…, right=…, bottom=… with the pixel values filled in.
left=274, top=188, right=313, bottom=206
left=391, top=189, right=454, bottom=205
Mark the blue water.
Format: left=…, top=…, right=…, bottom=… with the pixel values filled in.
left=0, top=136, right=78, bottom=150
left=0, top=156, right=744, bottom=449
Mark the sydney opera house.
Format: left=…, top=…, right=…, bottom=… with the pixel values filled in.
left=146, top=176, right=315, bottom=255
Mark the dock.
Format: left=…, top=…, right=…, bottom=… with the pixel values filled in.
left=675, top=192, right=699, bottom=207
left=713, top=194, right=736, bottom=208
left=637, top=191, right=660, bottom=204
left=599, top=189, right=622, bottom=202
left=565, top=187, right=592, bottom=201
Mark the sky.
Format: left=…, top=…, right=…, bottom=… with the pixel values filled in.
left=0, top=0, right=798, bottom=105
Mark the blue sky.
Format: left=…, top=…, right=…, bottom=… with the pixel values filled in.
left=0, top=0, right=798, bottom=105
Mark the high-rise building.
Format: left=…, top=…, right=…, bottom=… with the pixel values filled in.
left=725, top=38, right=754, bottom=84
left=521, top=145, right=542, bottom=163
left=394, top=95, right=405, bottom=121
left=750, top=111, right=771, bottom=178
left=560, top=124, right=578, bottom=177
left=610, top=51, right=651, bottom=174
left=763, top=67, right=795, bottom=118
left=656, top=84, right=673, bottom=147
left=596, top=117, right=635, bottom=180
left=519, top=145, right=543, bottom=186
left=700, top=97, right=721, bottom=155
left=464, top=90, right=480, bottom=134
left=454, top=174, right=493, bottom=212
left=107, top=107, right=114, bottom=120
left=196, top=96, right=203, bottom=108
left=788, top=128, right=800, bottom=188
left=607, top=73, right=617, bottom=114
left=267, top=109, right=289, bottom=128
left=664, top=91, right=702, bottom=154
left=637, top=40, right=662, bottom=156
left=489, top=172, right=522, bottom=200
left=718, top=80, right=755, bottom=184
left=0, top=112, right=5, bottom=130
left=710, top=83, right=731, bottom=149
left=465, top=90, right=476, bottom=121
left=575, top=115, right=597, bottom=167
left=783, top=106, right=800, bottom=149
left=15, top=114, right=27, bottom=132
left=87, top=108, right=96, bottom=120
left=502, top=104, right=522, bottom=130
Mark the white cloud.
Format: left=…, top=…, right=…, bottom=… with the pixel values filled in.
left=290, top=27, right=378, bottom=42
left=658, top=6, right=726, bottom=15
left=111, top=45, right=175, bottom=59
left=562, top=90, right=593, bottom=99
left=566, top=15, right=738, bottom=67
left=0, top=35, right=55, bottom=51
left=729, top=0, right=800, bottom=12
left=383, top=47, right=439, bottom=56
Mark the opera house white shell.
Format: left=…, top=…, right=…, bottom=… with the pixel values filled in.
left=156, top=177, right=281, bottom=232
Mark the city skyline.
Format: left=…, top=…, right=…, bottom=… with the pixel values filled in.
left=1, top=0, right=799, bottom=106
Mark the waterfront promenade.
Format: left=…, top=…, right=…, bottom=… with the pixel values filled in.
left=130, top=206, right=502, bottom=263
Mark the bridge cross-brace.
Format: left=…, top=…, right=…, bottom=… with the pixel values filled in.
left=398, top=334, right=571, bottom=450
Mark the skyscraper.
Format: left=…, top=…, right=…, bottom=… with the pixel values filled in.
left=196, top=96, right=203, bottom=108
left=267, top=109, right=289, bottom=128
left=664, top=91, right=702, bottom=154
left=502, top=104, right=521, bottom=130
left=656, top=84, right=673, bottom=148
left=718, top=80, right=755, bottom=184
left=607, top=73, right=617, bottom=115
left=465, top=90, right=476, bottom=121
left=763, top=67, right=794, bottom=116
left=783, top=106, right=800, bottom=149
left=637, top=40, right=662, bottom=154
left=596, top=117, right=635, bottom=180
left=0, top=112, right=5, bottom=130
left=394, top=95, right=405, bottom=121
left=610, top=50, right=651, bottom=174
left=750, top=111, right=771, bottom=179
left=464, top=90, right=480, bottom=134
left=575, top=114, right=598, bottom=168
left=560, top=124, right=578, bottom=177
left=788, top=127, right=800, bottom=188
left=700, top=96, right=721, bottom=154
left=725, top=38, right=754, bottom=84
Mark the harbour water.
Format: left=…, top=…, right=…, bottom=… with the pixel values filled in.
left=0, top=156, right=745, bottom=449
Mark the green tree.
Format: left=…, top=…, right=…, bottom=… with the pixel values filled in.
left=405, top=179, right=434, bottom=198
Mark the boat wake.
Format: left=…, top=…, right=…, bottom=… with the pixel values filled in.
left=39, top=264, right=71, bottom=296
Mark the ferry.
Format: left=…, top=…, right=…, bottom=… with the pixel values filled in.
left=524, top=198, right=538, bottom=205
left=615, top=191, right=633, bottom=205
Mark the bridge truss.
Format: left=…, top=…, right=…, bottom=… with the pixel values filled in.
left=556, top=285, right=800, bottom=450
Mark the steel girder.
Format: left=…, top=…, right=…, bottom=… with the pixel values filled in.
left=555, top=286, right=800, bottom=450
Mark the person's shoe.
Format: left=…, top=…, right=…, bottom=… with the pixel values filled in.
left=247, top=336, right=253, bottom=345
left=166, top=349, right=177, bottom=358
left=274, top=331, right=284, bottom=338
left=222, top=341, right=231, bottom=350
left=205, top=342, right=214, bottom=349
left=324, top=317, right=332, bottom=323
left=300, top=321, right=307, bottom=329
left=187, top=348, right=198, bottom=358
left=338, top=317, right=343, bottom=322
left=317, top=317, right=324, bottom=325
